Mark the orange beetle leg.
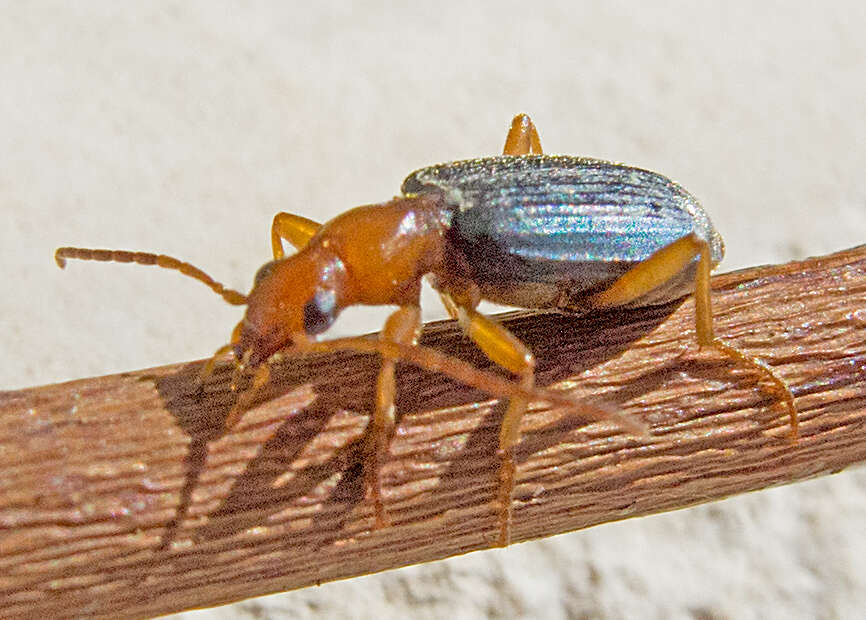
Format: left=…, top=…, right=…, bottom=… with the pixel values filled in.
left=503, top=113, right=543, bottom=155
left=271, top=212, right=322, bottom=259
left=452, top=303, right=536, bottom=547
left=590, top=233, right=798, bottom=439
left=365, top=305, right=422, bottom=528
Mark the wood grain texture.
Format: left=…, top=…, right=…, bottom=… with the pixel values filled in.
left=2, top=245, right=866, bottom=618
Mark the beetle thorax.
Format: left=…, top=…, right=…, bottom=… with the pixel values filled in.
left=317, top=195, right=450, bottom=307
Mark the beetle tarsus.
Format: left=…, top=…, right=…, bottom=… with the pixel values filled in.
left=496, top=446, right=516, bottom=547
left=705, top=338, right=798, bottom=439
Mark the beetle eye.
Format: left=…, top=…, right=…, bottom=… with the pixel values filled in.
left=253, top=260, right=278, bottom=285
left=303, top=289, right=337, bottom=335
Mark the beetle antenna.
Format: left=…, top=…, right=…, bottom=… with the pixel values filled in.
left=55, top=247, right=247, bottom=306
left=306, top=336, right=649, bottom=437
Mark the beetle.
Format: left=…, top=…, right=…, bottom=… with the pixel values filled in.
left=55, top=113, right=797, bottom=547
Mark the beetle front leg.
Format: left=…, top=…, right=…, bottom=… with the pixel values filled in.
left=367, top=305, right=423, bottom=528
left=199, top=320, right=244, bottom=382
left=224, top=362, right=272, bottom=428
left=452, top=305, right=536, bottom=547
left=503, top=113, right=543, bottom=155
left=590, top=233, right=798, bottom=438
left=271, top=212, right=322, bottom=259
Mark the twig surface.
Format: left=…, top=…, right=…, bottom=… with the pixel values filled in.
left=2, top=246, right=866, bottom=618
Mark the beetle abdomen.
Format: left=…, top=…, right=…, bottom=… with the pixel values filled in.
left=402, top=155, right=723, bottom=310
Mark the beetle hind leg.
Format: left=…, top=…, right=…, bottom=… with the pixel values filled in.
left=503, top=114, right=543, bottom=155
left=590, top=233, right=798, bottom=439
left=705, top=339, right=796, bottom=436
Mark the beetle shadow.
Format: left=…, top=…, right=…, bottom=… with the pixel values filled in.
left=148, top=362, right=225, bottom=552
left=385, top=301, right=686, bottom=529
left=203, top=350, right=396, bottom=548
left=409, top=301, right=798, bottom=531
left=150, top=300, right=688, bottom=552
left=151, top=350, right=380, bottom=552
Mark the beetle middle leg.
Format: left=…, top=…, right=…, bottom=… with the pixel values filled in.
left=440, top=291, right=535, bottom=547
left=590, top=233, right=798, bottom=438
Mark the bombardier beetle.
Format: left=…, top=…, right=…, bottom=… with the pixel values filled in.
left=55, top=114, right=797, bottom=547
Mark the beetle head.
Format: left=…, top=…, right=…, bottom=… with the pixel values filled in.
left=234, top=246, right=350, bottom=368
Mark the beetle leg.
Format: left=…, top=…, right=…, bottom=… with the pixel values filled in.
left=437, top=291, right=460, bottom=320
left=590, top=233, right=798, bottom=438
left=199, top=343, right=234, bottom=382
left=503, top=113, right=543, bottom=155
left=451, top=304, right=535, bottom=547
left=271, top=212, right=322, bottom=259
left=199, top=320, right=244, bottom=382
left=224, top=363, right=272, bottom=428
left=366, top=305, right=423, bottom=528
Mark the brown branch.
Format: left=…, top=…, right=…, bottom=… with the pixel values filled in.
left=2, top=245, right=866, bottom=618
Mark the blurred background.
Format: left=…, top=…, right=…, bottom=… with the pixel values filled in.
left=2, top=2, right=864, bottom=618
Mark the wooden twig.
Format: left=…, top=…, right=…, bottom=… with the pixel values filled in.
left=2, top=246, right=866, bottom=618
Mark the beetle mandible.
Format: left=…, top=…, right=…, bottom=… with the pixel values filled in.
left=55, top=113, right=797, bottom=547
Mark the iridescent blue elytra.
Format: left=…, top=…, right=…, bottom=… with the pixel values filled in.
left=402, top=155, right=724, bottom=311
